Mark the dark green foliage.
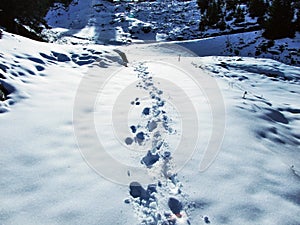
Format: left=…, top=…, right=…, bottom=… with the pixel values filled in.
left=296, top=4, right=300, bottom=31
left=279, top=44, right=285, bottom=52
left=0, top=0, right=72, bottom=40
left=249, top=0, right=267, bottom=18
left=257, top=16, right=265, bottom=26
left=199, top=17, right=208, bottom=31
left=267, top=40, right=275, bottom=48
left=197, top=0, right=297, bottom=39
left=199, top=23, right=205, bottom=32
left=197, top=0, right=209, bottom=14
left=263, top=0, right=295, bottom=39
left=234, top=5, right=245, bottom=24
left=217, top=18, right=226, bottom=30
left=198, top=0, right=223, bottom=30
left=225, top=12, right=234, bottom=22
left=260, top=43, right=268, bottom=52
left=0, top=83, right=7, bottom=101
left=206, top=0, right=222, bottom=26
left=255, top=49, right=261, bottom=56
left=226, top=0, right=237, bottom=11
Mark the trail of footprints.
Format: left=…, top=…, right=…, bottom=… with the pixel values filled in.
left=124, top=63, right=206, bottom=225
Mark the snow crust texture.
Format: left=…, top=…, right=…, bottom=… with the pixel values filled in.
left=0, top=32, right=300, bottom=225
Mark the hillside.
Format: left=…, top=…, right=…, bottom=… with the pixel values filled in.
left=1, top=29, right=300, bottom=225
left=0, top=0, right=300, bottom=225
left=43, top=0, right=300, bottom=66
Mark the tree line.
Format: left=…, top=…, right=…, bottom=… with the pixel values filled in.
left=1, top=0, right=299, bottom=41
left=0, top=0, right=72, bottom=40
left=197, top=0, right=300, bottom=39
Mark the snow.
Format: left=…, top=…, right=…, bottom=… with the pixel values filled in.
left=0, top=32, right=133, bottom=225
left=44, top=0, right=201, bottom=44
left=1, top=28, right=300, bottom=225
left=43, top=0, right=300, bottom=67
left=1, top=1, right=300, bottom=223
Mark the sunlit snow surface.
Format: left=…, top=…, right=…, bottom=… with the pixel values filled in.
left=44, top=0, right=300, bottom=67
left=0, top=32, right=300, bottom=225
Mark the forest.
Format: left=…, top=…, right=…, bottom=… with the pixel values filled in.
left=0, top=0, right=72, bottom=40
left=197, top=0, right=300, bottom=39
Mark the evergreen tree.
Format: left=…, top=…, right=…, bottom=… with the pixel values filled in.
left=0, top=0, right=72, bottom=40
left=226, top=0, right=238, bottom=11
left=197, top=0, right=210, bottom=14
left=207, top=0, right=222, bottom=26
left=249, top=0, right=267, bottom=18
left=234, top=5, right=245, bottom=24
left=217, top=17, right=227, bottom=30
left=199, top=16, right=208, bottom=31
left=296, top=3, right=300, bottom=31
left=263, top=0, right=295, bottom=39
left=296, top=11, right=300, bottom=32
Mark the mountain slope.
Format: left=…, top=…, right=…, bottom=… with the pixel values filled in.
left=43, top=0, right=300, bottom=66
left=1, top=31, right=300, bottom=225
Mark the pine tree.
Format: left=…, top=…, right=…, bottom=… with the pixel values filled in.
left=234, top=5, right=245, bottom=24
left=207, top=0, right=222, bottom=26
left=296, top=11, right=300, bottom=31
left=217, top=17, right=227, bottom=30
left=249, top=0, right=267, bottom=18
left=0, top=0, right=72, bottom=39
left=296, top=2, right=300, bottom=31
left=226, top=0, right=238, bottom=11
left=263, top=0, right=295, bottom=39
left=197, top=0, right=210, bottom=14
left=199, top=16, right=208, bottom=31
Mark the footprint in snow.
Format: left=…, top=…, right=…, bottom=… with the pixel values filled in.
left=125, top=63, right=192, bottom=225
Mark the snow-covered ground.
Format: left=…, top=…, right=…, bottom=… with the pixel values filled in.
left=43, top=0, right=201, bottom=44
left=43, top=0, right=300, bottom=67
left=1, top=30, right=300, bottom=225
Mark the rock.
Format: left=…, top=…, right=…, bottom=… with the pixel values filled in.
left=163, top=151, right=171, bottom=159
left=129, top=182, right=149, bottom=201
left=0, top=81, right=14, bottom=101
left=147, top=120, right=157, bottom=132
left=135, top=132, right=145, bottom=145
left=141, top=151, right=159, bottom=167
left=142, top=107, right=150, bottom=115
left=130, top=125, right=137, bottom=133
left=125, top=137, right=133, bottom=145
left=147, top=184, right=157, bottom=194
left=0, top=86, right=6, bottom=101
left=168, top=197, right=182, bottom=215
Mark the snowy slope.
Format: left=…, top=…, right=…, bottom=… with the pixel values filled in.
left=1, top=31, right=300, bottom=225
left=43, top=0, right=300, bottom=66
left=44, top=0, right=201, bottom=44
left=0, top=32, right=134, bottom=225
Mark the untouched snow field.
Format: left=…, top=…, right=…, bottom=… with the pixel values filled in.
left=1, top=30, right=300, bottom=225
